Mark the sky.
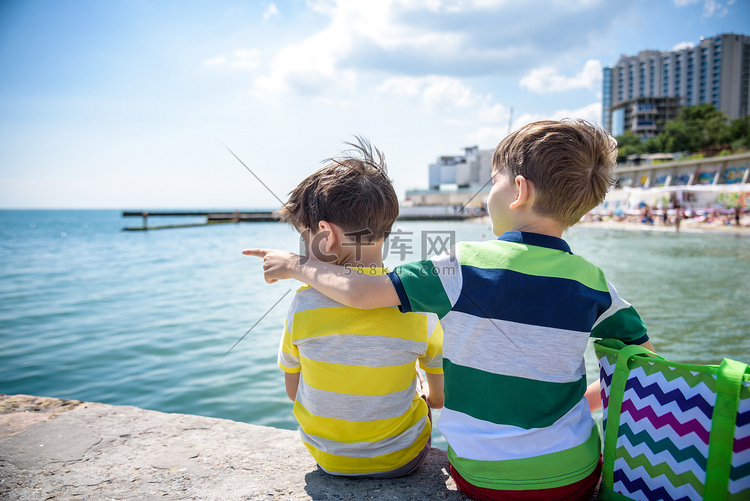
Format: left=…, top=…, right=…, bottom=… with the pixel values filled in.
left=1, top=0, right=748, bottom=209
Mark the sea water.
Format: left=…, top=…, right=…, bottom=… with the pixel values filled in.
left=1, top=210, right=749, bottom=449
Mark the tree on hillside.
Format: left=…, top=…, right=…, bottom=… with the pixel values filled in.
left=643, top=134, right=671, bottom=154
left=728, top=115, right=750, bottom=149
left=614, top=132, right=643, bottom=163
left=614, top=104, right=750, bottom=162
left=663, top=104, right=731, bottom=153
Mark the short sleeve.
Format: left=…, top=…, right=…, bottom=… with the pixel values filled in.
left=277, top=307, right=301, bottom=373
left=591, top=280, right=649, bottom=345
left=388, top=248, right=462, bottom=318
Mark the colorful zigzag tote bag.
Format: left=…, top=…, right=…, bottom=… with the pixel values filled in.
left=595, top=338, right=750, bottom=501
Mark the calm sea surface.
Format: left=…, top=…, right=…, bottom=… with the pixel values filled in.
left=1, top=210, right=748, bottom=449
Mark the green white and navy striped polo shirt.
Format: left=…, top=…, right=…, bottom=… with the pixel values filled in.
left=388, top=231, right=648, bottom=490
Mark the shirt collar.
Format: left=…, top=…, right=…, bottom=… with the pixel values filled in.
left=498, top=231, right=572, bottom=254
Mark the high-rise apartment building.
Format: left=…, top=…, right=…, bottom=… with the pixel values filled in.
left=603, top=33, right=750, bottom=138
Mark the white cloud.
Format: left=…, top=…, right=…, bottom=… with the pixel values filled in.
left=673, top=0, right=732, bottom=17
left=263, top=3, right=279, bottom=21
left=251, top=1, right=388, bottom=96
left=203, top=49, right=261, bottom=71
left=464, top=102, right=603, bottom=151
left=251, top=0, right=624, bottom=98
left=702, top=0, right=730, bottom=17
left=519, top=59, right=602, bottom=94
left=422, top=77, right=483, bottom=111
left=377, top=74, right=514, bottom=147
left=478, top=103, right=509, bottom=123
left=464, top=125, right=506, bottom=150
left=378, top=75, right=487, bottom=112
left=203, top=55, right=228, bottom=67
left=377, top=76, right=423, bottom=97
left=253, top=29, right=357, bottom=96
left=672, top=41, right=695, bottom=51
left=513, top=101, right=603, bottom=129
left=703, top=0, right=719, bottom=16
left=470, top=104, right=513, bottom=146
left=230, top=49, right=262, bottom=70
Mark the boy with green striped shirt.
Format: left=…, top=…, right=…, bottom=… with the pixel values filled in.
left=246, top=120, right=655, bottom=500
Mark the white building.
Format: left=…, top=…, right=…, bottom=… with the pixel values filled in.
left=406, top=146, right=493, bottom=207
left=428, top=146, right=493, bottom=190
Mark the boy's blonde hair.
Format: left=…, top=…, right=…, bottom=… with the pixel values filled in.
left=493, top=119, right=617, bottom=227
left=277, top=137, right=398, bottom=242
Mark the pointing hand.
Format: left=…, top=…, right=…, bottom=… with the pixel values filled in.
left=242, top=248, right=299, bottom=284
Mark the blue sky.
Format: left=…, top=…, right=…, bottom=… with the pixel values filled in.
left=1, top=0, right=748, bottom=209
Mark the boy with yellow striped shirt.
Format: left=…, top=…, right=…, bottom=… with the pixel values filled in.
left=271, top=138, right=443, bottom=477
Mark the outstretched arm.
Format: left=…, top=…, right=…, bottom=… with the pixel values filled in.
left=242, top=248, right=400, bottom=309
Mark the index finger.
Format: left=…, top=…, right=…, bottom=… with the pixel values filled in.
left=242, top=248, right=269, bottom=257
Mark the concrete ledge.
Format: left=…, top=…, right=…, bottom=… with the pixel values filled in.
left=0, top=394, right=464, bottom=500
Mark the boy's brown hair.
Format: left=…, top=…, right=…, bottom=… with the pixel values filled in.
left=277, top=137, right=398, bottom=242
left=493, top=119, right=617, bottom=227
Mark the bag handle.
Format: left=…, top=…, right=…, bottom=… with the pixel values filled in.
left=602, top=344, right=660, bottom=489
left=704, top=358, right=748, bottom=501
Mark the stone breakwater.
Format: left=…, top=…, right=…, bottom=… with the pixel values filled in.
left=0, top=394, right=464, bottom=500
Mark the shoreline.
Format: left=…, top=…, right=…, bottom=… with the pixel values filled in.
left=575, top=217, right=749, bottom=237
left=471, top=214, right=749, bottom=237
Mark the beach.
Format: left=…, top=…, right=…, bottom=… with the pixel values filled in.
left=577, top=214, right=749, bottom=236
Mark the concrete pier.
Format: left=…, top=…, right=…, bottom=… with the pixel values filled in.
left=120, top=210, right=486, bottom=230
left=0, top=394, right=464, bottom=500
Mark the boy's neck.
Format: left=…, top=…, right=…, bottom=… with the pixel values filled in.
left=513, top=223, right=565, bottom=238
left=334, top=240, right=385, bottom=268
left=510, top=219, right=566, bottom=239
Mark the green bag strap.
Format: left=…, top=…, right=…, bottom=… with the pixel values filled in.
left=704, top=358, right=748, bottom=501
left=602, top=344, right=660, bottom=489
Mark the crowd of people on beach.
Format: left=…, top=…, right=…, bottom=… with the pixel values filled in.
left=583, top=203, right=747, bottom=231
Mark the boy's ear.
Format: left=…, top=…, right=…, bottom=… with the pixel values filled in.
left=317, top=221, right=339, bottom=254
left=509, top=175, right=533, bottom=209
